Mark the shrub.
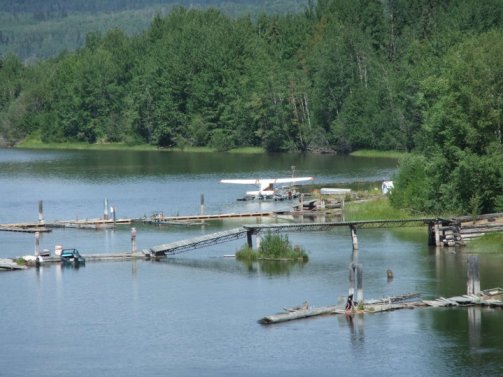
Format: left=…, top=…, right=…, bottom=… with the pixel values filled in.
left=235, top=232, right=308, bottom=262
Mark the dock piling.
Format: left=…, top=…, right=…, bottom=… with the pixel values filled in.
left=434, top=222, right=441, bottom=247
left=200, top=194, right=205, bottom=216
left=350, top=225, right=359, bottom=250
left=104, top=198, right=109, bottom=220
left=34, top=231, right=40, bottom=256
left=38, top=200, right=44, bottom=225
left=131, top=227, right=137, bottom=254
left=348, top=263, right=355, bottom=297
left=467, top=255, right=480, bottom=295
left=356, top=264, right=363, bottom=304
left=348, top=263, right=363, bottom=305
left=246, top=230, right=253, bottom=249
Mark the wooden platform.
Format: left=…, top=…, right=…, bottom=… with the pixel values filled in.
left=258, top=290, right=503, bottom=325
left=40, top=252, right=146, bottom=264
left=0, top=258, right=27, bottom=270
left=0, top=224, right=51, bottom=233
left=141, top=211, right=275, bottom=224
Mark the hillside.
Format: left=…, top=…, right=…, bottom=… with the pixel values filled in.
left=1, top=0, right=502, bottom=214
left=0, top=0, right=308, bottom=61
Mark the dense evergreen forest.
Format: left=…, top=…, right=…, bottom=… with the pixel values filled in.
left=0, top=0, right=307, bottom=61
left=1, top=0, right=503, bottom=214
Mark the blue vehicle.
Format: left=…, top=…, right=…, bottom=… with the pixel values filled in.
left=60, top=248, right=86, bottom=266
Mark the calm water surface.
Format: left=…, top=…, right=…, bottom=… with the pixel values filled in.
left=1, top=149, right=502, bottom=376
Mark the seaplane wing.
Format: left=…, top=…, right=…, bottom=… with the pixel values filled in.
left=220, top=177, right=313, bottom=186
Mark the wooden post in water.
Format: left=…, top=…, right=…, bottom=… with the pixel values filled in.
left=200, top=194, right=205, bottom=216
left=434, top=222, right=441, bottom=247
left=131, top=227, right=137, bottom=255
left=246, top=230, right=253, bottom=249
left=427, top=221, right=435, bottom=246
left=350, top=225, right=359, bottom=250
left=348, top=263, right=356, bottom=298
left=34, top=231, right=40, bottom=256
left=356, top=264, right=363, bottom=304
left=103, top=198, right=109, bottom=220
left=38, top=200, right=44, bottom=225
left=467, top=255, right=480, bottom=295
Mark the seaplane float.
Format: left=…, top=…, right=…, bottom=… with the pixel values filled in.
left=220, top=176, right=314, bottom=201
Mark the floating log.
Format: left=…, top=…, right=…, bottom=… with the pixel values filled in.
left=259, top=289, right=503, bottom=325
left=258, top=306, right=345, bottom=325
left=259, top=293, right=421, bottom=325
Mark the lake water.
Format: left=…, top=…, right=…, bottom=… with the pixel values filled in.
left=1, top=149, right=502, bottom=376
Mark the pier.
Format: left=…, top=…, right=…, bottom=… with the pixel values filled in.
left=2, top=199, right=503, bottom=261
left=0, top=211, right=277, bottom=232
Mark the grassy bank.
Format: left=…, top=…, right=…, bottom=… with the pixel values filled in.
left=17, top=139, right=406, bottom=157
left=350, top=149, right=407, bottom=159
left=15, top=136, right=266, bottom=153
left=465, top=233, right=503, bottom=254
left=344, top=198, right=419, bottom=221
left=16, top=137, right=157, bottom=151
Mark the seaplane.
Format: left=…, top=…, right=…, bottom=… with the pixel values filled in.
left=220, top=176, right=314, bottom=201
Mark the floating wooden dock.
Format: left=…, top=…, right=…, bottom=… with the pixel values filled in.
left=0, top=212, right=275, bottom=232
left=49, top=218, right=132, bottom=229
left=258, top=290, right=503, bottom=325
left=0, top=224, right=52, bottom=233
left=40, top=252, right=145, bottom=263
left=0, top=258, right=27, bottom=270
left=140, top=211, right=275, bottom=224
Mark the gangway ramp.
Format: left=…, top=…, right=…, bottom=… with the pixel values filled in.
left=145, top=218, right=438, bottom=257
left=147, top=227, right=247, bottom=256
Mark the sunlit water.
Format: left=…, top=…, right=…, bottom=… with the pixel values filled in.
left=1, top=149, right=502, bottom=376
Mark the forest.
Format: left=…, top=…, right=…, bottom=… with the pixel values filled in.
left=0, top=0, right=502, bottom=215
left=0, top=0, right=308, bottom=61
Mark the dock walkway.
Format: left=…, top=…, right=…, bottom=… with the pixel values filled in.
left=147, top=227, right=248, bottom=256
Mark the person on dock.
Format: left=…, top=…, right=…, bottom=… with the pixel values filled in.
left=345, top=294, right=355, bottom=313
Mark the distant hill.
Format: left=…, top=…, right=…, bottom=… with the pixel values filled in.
left=0, top=0, right=308, bottom=62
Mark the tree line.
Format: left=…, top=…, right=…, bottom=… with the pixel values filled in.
left=1, top=0, right=502, bottom=214
left=0, top=0, right=307, bottom=61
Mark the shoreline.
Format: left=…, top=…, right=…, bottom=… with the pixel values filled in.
left=10, top=139, right=405, bottom=158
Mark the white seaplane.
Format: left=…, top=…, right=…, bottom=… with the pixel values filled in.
left=220, top=176, right=314, bottom=201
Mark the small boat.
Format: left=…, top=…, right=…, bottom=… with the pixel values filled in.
left=60, top=248, right=86, bottom=266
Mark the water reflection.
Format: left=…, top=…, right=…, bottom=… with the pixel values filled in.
left=163, top=256, right=308, bottom=277
left=468, top=306, right=481, bottom=350
left=337, top=312, right=365, bottom=348
left=240, top=259, right=307, bottom=276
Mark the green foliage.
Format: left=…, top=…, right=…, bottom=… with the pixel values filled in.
left=236, top=232, right=308, bottom=261
left=389, top=154, right=432, bottom=213
left=390, top=30, right=503, bottom=214
left=1, top=1, right=503, bottom=214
